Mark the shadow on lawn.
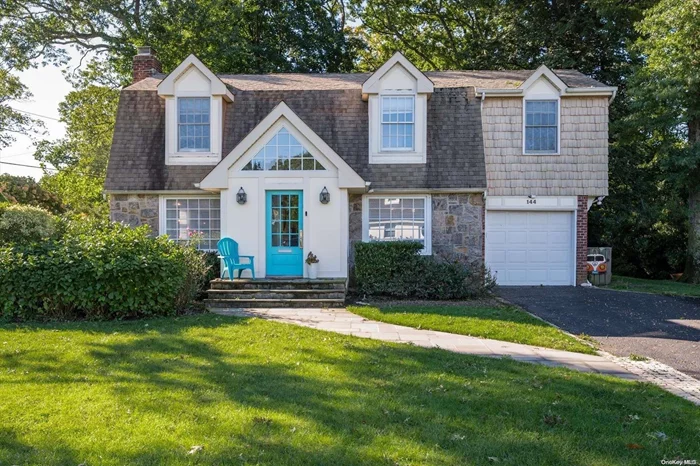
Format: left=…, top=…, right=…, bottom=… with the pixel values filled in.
left=2, top=314, right=699, bottom=464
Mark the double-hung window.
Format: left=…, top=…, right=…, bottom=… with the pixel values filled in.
left=524, top=100, right=558, bottom=153
left=381, top=96, right=414, bottom=151
left=178, top=97, right=211, bottom=152
left=164, top=197, right=220, bottom=250
left=364, top=196, right=431, bottom=254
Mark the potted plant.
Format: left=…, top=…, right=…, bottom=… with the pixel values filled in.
left=306, top=252, right=319, bottom=279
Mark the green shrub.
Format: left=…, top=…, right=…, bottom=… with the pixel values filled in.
left=0, top=219, right=207, bottom=321
left=354, top=241, right=493, bottom=299
left=0, top=204, right=57, bottom=245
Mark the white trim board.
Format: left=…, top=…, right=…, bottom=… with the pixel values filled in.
left=362, top=52, right=434, bottom=97
left=486, top=196, right=577, bottom=211
left=199, top=101, right=365, bottom=190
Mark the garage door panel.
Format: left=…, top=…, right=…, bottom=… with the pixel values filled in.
left=486, top=210, right=574, bottom=286
left=528, top=232, right=548, bottom=244
left=548, top=231, right=570, bottom=244
left=488, top=231, right=507, bottom=245
left=528, top=214, right=548, bottom=226
left=548, top=249, right=570, bottom=264
left=527, top=249, right=549, bottom=263
left=507, top=231, right=528, bottom=244
left=548, top=213, right=570, bottom=226
left=507, top=212, right=528, bottom=227
left=507, top=250, right=528, bottom=264
left=488, top=211, right=507, bottom=228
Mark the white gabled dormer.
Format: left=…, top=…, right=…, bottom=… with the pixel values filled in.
left=362, top=52, right=434, bottom=164
left=157, top=54, right=234, bottom=165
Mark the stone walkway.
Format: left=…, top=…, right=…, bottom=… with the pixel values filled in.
left=212, top=307, right=637, bottom=377
left=211, top=307, right=700, bottom=405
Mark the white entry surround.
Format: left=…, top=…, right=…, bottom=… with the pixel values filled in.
left=485, top=196, right=578, bottom=286
left=199, top=102, right=365, bottom=279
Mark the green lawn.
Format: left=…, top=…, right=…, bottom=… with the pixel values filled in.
left=1, top=315, right=698, bottom=465
left=349, top=303, right=596, bottom=354
left=604, top=275, right=700, bottom=298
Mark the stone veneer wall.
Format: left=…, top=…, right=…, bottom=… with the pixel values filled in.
left=109, top=194, right=160, bottom=235
left=347, top=193, right=485, bottom=269
left=431, top=194, right=484, bottom=264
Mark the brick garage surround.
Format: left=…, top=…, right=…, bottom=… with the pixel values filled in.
left=109, top=194, right=160, bottom=235
left=347, top=193, right=485, bottom=269
left=576, top=195, right=589, bottom=285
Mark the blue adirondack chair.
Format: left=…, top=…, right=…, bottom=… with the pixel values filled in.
left=217, top=238, right=255, bottom=279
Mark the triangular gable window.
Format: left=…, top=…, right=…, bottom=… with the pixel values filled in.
left=242, top=128, right=326, bottom=171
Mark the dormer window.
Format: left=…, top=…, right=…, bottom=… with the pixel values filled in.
left=381, top=96, right=414, bottom=151
left=524, top=100, right=558, bottom=153
left=157, top=54, right=234, bottom=165
left=178, top=97, right=211, bottom=152
left=362, top=52, right=433, bottom=165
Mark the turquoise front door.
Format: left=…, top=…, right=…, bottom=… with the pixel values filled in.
left=266, top=190, right=304, bottom=276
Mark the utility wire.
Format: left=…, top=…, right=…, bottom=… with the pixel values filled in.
left=8, top=107, right=61, bottom=122
left=0, top=160, right=104, bottom=179
left=0, top=161, right=56, bottom=171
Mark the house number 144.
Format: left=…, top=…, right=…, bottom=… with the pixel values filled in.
left=526, top=199, right=537, bottom=204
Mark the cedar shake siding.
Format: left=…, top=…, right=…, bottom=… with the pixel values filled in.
left=483, top=97, right=609, bottom=197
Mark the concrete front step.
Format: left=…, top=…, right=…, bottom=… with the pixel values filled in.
left=207, top=289, right=345, bottom=300
left=205, top=298, right=345, bottom=309
left=210, top=278, right=346, bottom=291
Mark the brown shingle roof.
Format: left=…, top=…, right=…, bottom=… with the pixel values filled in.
left=107, top=67, right=607, bottom=193
left=105, top=87, right=486, bottom=192
left=124, top=69, right=607, bottom=92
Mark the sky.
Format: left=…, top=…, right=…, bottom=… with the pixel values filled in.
left=0, top=49, right=79, bottom=179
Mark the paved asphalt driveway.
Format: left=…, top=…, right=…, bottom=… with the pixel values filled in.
left=497, top=286, right=700, bottom=380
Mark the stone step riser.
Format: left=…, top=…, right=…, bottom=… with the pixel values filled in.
left=205, top=299, right=345, bottom=309
left=210, top=282, right=345, bottom=291
left=208, top=291, right=345, bottom=300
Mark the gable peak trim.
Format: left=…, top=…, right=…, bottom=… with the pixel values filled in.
left=519, top=64, right=567, bottom=94
left=157, top=54, right=234, bottom=101
left=362, top=51, right=434, bottom=96
left=199, top=101, right=365, bottom=190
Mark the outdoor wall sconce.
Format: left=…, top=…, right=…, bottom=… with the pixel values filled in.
left=319, top=186, right=330, bottom=204
left=236, top=187, right=247, bottom=205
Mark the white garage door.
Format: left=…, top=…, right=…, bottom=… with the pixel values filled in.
left=486, top=211, right=574, bottom=286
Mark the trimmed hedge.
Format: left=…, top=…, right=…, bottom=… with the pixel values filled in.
left=354, top=241, right=493, bottom=299
left=0, top=220, right=207, bottom=321
left=0, top=204, right=57, bottom=245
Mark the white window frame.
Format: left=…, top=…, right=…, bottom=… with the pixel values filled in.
left=165, top=94, right=223, bottom=166
left=380, top=95, right=415, bottom=152
left=177, top=97, right=211, bottom=153
left=361, top=194, right=432, bottom=255
left=522, top=98, right=560, bottom=155
left=368, top=92, right=427, bottom=165
left=159, top=195, right=221, bottom=251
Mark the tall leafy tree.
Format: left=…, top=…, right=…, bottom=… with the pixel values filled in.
left=626, top=0, right=700, bottom=281
left=0, top=70, right=40, bottom=151
left=34, top=75, right=119, bottom=216
left=0, top=0, right=356, bottom=81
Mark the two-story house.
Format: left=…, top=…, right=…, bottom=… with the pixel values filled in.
left=106, top=47, right=615, bottom=287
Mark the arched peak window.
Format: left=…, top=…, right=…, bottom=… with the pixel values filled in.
left=243, top=128, right=326, bottom=171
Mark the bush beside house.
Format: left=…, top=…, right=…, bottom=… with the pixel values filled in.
left=0, top=215, right=210, bottom=321
left=354, top=242, right=494, bottom=299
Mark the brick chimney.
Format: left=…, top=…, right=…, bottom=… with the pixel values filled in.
left=132, top=46, right=162, bottom=83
